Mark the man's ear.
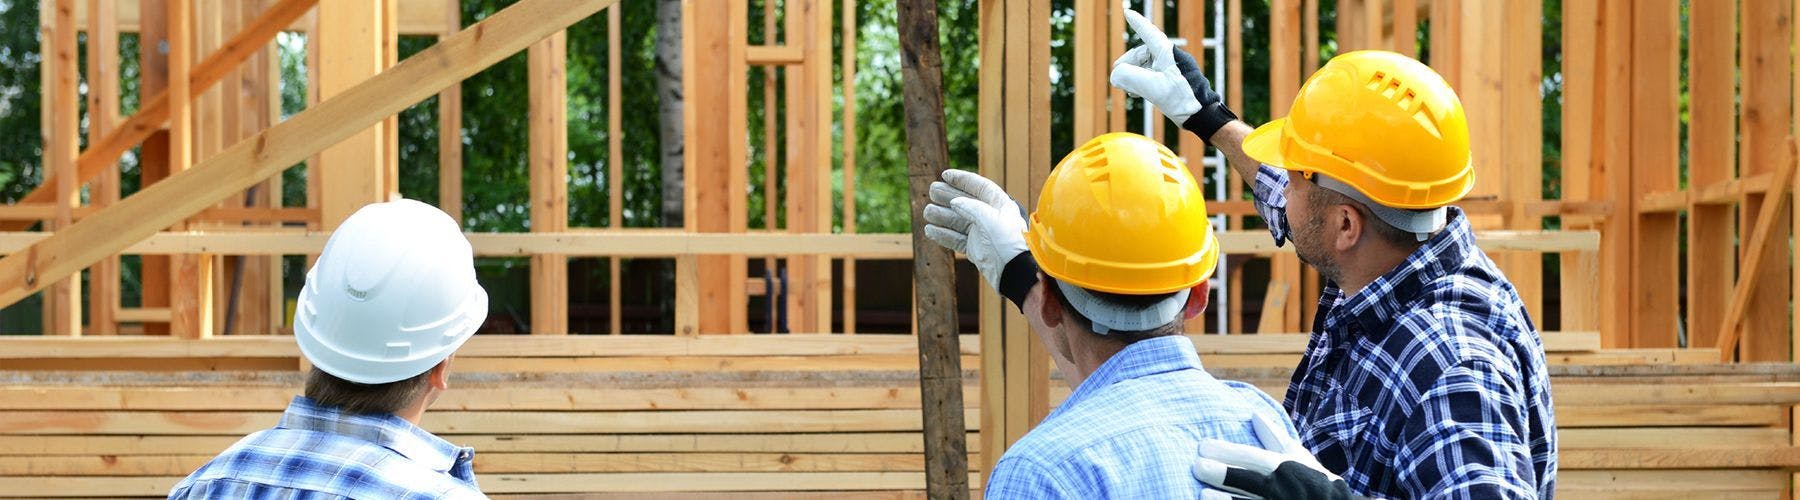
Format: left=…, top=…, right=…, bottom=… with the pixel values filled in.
left=1035, top=274, right=1064, bottom=328
left=1334, top=204, right=1363, bottom=252
left=1182, top=281, right=1210, bottom=320
left=428, top=357, right=451, bottom=391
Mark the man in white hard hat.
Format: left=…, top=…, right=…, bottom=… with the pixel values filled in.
left=171, top=199, right=489, bottom=499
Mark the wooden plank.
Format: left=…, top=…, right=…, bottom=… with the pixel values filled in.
left=1390, top=0, right=1415, bottom=57
left=529, top=31, right=570, bottom=335
left=0, top=432, right=982, bottom=455
left=0, top=385, right=984, bottom=411
left=0, top=0, right=622, bottom=309
left=0, top=409, right=983, bottom=435
left=1595, top=0, right=1634, bottom=346
left=1561, top=448, right=1800, bottom=469
left=165, top=0, right=212, bottom=340
left=84, top=0, right=121, bottom=336
left=0, top=230, right=1594, bottom=259
left=745, top=44, right=804, bottom=65
left=0, top=472, right=980, bottom=497
left=1554, top=405, right=1786, bottom=428
left=975, top=0, right=1005, bottom=482
left=1557, top=0, right=1599, bottom=333
left=438, top=0, right=463, bottom=224
left=44, top=0, right=82, bottom=337
left=1426, top=0, right=1459, bottom=85
left=1629, top=0, right=1679, bottom=348
left=0, top=452, right=974, bottom=475
left=317, top=0, right=388, bottom=230
left=1269, top=0, right=1301, bottom=332
left=1301, top=0, right=1316, bottom=73
left=1736, top=0, right=1792, bottom=361
left=1500, top=0, right=1544, bottom=323
left=1560, top=427, right=1792, bottom=449
left=842, top=0, right=857, bottom=334
left=1556, top=469, right=1791, bottom=493
left=607, top=3, right=622, bottom=335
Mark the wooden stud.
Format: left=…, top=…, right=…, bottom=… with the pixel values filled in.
left=1558, top=0, right=1600, bottom=333
left=528, top=31, right=570, bottom=335
left=1269, top=0, right=1301, bottom=332
left=166, top=0, right=212, bottom=340
left=975, top=0, right=1006, bottom=482
left=842, top=0, right=857, bottom=334
left=1391, top=0, right=1415, bottom=57
left=438, top=0, right=463, bottom=225
left=760, top=0, right=779, bottom=335
left=1427, top=0, right=1459, bottom=86
left=1504, top=0, right=1546, bottom=327
left=1225, top=0, right=1243, bottom=332
left=382, top=0, right=398, bottom=198
left=1596, top=0, right=1634, bottom=346
left=0, top=0, right=623, bottom=309
left=608, top=3, right=622, bottom=335
left=1737, top=0, right=1791, bottom=361
left=43, top=0, right=82, bottom=336
left=1178, top=0, right=1205, bottom=333
left=1301, top=0, right=1317, bottom=74
left=1687, top=0, right=1734, bottom=347
left=1629, top=0, right=1679, bottom=348
left=317, top=0, right=388, bottom=230
left=85, top=0, right=121, bottom=336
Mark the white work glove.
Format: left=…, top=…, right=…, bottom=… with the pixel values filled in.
left=1193, top=413, right=1377, bottom=500
left=1111, top=9, right=1238, bottom=144
left=1111, top=9, right=1203, bottom=125
left=922, top=169, right=1031, bottom=300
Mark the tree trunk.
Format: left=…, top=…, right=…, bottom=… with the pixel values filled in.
left=655, top=0, right=683, bottom=227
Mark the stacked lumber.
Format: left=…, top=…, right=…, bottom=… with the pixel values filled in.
left=0, top=333, right=1790, bottom=498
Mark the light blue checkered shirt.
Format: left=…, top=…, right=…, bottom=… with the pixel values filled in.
left=984, top=335, right=1296, bottom=499
left=170, top=396, right=484, bottom=499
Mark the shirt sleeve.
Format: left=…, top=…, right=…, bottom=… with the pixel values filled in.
left=1393, top=360, right=1537, bottom=500
left=985, top=456, right=1080, bottom=499
left=1251, top=164, right=1293, bottom=247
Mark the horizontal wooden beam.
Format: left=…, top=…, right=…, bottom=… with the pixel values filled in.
left=0, top=0, right=619, bottom=309
left=1206, top=200, right=1614, bottom=218
left=110, top=308, right=170, bottom=323
left=0, top=229, right=1601, bottom=258
left=0, top=432, right=982, bottom=456
left=0, top=331, right=1601, bottom=359
left=746, top=45, right=805, bottom=65
left=0, top=205, right=317, bottom=224
left=0, top=472, right=984, bottom=496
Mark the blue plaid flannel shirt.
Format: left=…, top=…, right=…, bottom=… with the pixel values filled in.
left=1252, top=165, right=1557, bottom=499
left=170, top=396, right=484, bottom=499
left=984, top=335, right=1297, bottom=499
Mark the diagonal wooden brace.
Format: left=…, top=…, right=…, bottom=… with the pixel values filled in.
left=1715, top=137, right=1798, bottom=361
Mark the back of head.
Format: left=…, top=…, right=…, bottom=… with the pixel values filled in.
left=1027, top=133, right=1219, bottom=338
left=294, top=199, right=489, bottom=412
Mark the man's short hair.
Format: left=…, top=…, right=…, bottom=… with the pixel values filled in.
left=1309, top=182, right=1419, bottom=247
left=304, top=366, right=432, bottom=415
left=1045, top=276, right=1186, bottom=344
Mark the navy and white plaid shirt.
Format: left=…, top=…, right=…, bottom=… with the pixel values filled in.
left=170, top=396, right=484, bottom=499
left=1252, top=165, right=1557, bottom=499
left=985, top=335, right=1297, bottom=498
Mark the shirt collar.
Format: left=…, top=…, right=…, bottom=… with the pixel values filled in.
left=1064, top=336, right=1208, bottom=406
left=1330, top=206, right=1478, bottom=337
left=279, top=396, right=474, bottom=475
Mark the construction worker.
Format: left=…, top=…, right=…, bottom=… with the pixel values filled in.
left=170, top=199, right=489, bottom=499
left=925, top=132, right=1302, bottom=498
left=1110, top=10, right=1556, bottom=499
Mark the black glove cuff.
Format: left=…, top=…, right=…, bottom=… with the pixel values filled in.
left=1181, top=101, right=1239, bottom=146
left=997, top=252, right=1040, bottom=311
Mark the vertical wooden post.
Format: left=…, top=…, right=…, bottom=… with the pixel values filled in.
left=1559, top=0, right=1601, bottom=333
left=438, top=0, right=463, bottom=225
left=975, top=0, right=1006, bottom=482
left=1505, top=1, right=1545, bottom=326
left=85, top=0, right=120, bottom=336
left=1630, top=0, right=1680, bottom=348
left=1106, top=0, right=1124, bottom=131
left=898, top=0, right=968, bottom=495
left=167, top=0, right=213, bottom=339
left=760, top=0, right=779, bottom=335
left=681, top=0, right=749, bottom=335
left=1301, top=0, right=1318, bottom=74
left=1738, top=0, right=1791, bottom=361
left=528, top=31, right=570, bottom=335
left=317, top=0, right=389, bottom=230
left=1268, top=0, right=1301, bottom=332
left=1596, top=0, right=1635, bottom=346
left=1427, top=0, right=1459, bottom=86
left=138, top=0, right=172, bottom=335
left=1685, top=0, right=1735, bottom=349
left=1225, top=0, right=1244, bottom=332
left=842, top=0, right=858, bottom=334
left=607, top=3, right=623, bottom=335
left=1178, top=0, right=1207, bottom=333
left=785, top=0, right=832, bottom=334
left=43, top=0, right=82, bottom=336
left=1391, top=0, right=1415, bottom=57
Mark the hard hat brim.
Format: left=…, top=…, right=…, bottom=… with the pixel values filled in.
left=1241, top=118, right=1290, bottom=175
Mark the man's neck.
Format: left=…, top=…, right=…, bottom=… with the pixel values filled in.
left=1335, top=241, right=1420, bottom=296
left=1066, top=333, right=1128, bottom=387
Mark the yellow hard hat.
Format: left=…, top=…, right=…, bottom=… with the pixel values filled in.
left=1242, top=50, right=1474, bottom=209
left=1026, top=132, right=1220, bottom=295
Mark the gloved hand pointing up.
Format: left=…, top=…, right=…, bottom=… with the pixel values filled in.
left=1110, top=9, right=1240, bottom=144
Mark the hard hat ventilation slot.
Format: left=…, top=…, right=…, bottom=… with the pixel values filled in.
left=1365, top=71, right=1389, bottom=91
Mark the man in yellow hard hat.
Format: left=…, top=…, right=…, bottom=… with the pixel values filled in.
left=1110, top=10, right=1556, bottom=500
left=924, top=132, right=1304, bottom=498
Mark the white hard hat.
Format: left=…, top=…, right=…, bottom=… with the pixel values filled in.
left=294, top=199, right=489, bottom=384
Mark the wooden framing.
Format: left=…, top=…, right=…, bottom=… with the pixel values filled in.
left=42, top=0, right=81, bottom=336
left=528, top=31, right=570, bottom=335
left=1736, top=0, right=1791, bottom=361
